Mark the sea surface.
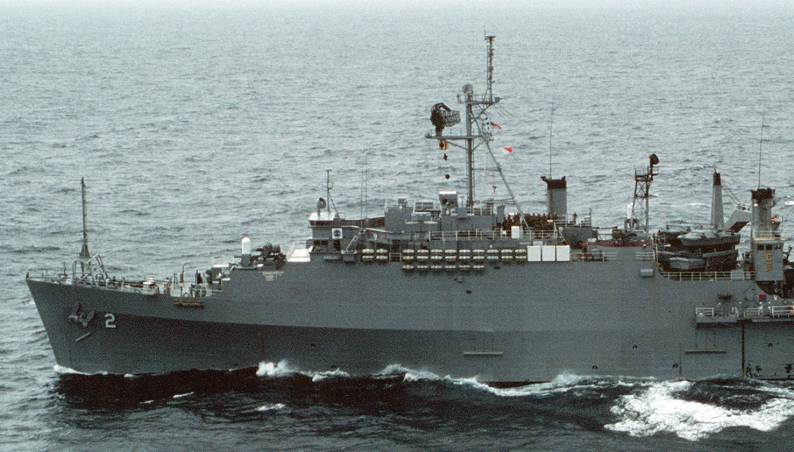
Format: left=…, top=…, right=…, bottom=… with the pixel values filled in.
left=2, top=0, right=794, bottom=449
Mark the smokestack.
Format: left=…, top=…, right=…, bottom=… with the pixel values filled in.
left=750, top=186, right=783, bottom=283
left=710, top=171, right=724, bottom=229
left=751, top=187, right=775, bottom=236
left=541, top=176, right=567, bottom=222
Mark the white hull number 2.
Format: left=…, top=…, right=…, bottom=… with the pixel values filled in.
left=104, top=313, right=117, bottom=329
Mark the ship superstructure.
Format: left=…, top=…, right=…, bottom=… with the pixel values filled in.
left=27, top=37, right=794, bottom=382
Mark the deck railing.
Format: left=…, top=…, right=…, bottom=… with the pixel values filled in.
left=573, top=250, right=618, bottom=262
left=696, top=305, right=794, bottom=321
left=695, top=307, right=716, bottom=317
left=30, top=272, right=222, bottom=298
left=431, top=230, right=511, bottom=241
left=771, top=306, right=794, bottom=318
left=429, top=229, right=562, bottom=242
left=658, top=270, right=754, bottom=281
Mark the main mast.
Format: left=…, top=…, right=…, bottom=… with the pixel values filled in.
left=427, top=35, right=500, bottom=209
left=464, top=83, right=475, bottom=207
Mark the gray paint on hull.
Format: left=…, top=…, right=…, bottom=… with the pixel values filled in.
left=26, top=247, right=794, bottom=381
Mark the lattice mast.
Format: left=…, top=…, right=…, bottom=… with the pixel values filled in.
left=485, top=35, right=496, bottom=106
left=629, top=154, right=659, bottom=233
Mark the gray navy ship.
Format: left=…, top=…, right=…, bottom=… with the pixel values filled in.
left=27, top=37, right=794, bottom=383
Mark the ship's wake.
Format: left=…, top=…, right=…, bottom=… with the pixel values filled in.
left=52, top=361, right=794, bottom=442
left=252, top=361, right=794, bottom=441
left=256, top=360, right=648, bottom=397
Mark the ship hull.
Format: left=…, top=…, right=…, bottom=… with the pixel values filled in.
left=27, top=248, right=794, bottom=382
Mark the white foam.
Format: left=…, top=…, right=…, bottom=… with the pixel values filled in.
left=256, top=360, right=298, bottom=378
left=377, top=364, right=463, bottom=384
left=257, top=361, right=630, bottom=400
left=755, top=381, right=794, bottom=398
left=124, top=373, right=136, bottom=379
left=311, top=368, right=350, bottom=382
left=53, top=364, right=87, bottom=375
left=455, top=373, right=635, bottom=398
left=172, top=392, right=194, bottom=399
left=141, top=400, right=154, bottom=405
left=377, top=364, right=457, bottom=384
left=402, top=369, right=446, bottom=383
left=377, top=363, right=415, bottom=377
left=53, top=365, right=107, bottom=376
left=256, top=403, right=286, bottom=412
left=256, top=360, right=349, bottom=381
left=377, top=364, right=609, bottom=398
left=605, top=381, right=794, bottom=441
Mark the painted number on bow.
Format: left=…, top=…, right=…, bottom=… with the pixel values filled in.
left=104, top=313, right=117, bottom=329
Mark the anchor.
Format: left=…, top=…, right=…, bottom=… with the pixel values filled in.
left=67, top=302, right=95, bottom=328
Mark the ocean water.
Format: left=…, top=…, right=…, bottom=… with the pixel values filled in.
left=2, top=0, right=794, bottom=449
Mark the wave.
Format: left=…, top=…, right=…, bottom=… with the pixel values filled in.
left=56, top=360, right=794, bottom=442
left=13, top=245, right=61, bottom=254
left=257, top=361, right=642, bottom=398
left=256, top=403, right=286, bottom=412
left=255, top=361, right=794, bottom=441
left=118, top=209, right=151, bottom=217
left=53, top=365, right=107, bottom=376
left=311, top=369, right=351, bottom=382
left=255, top=360, right=350, bottom=382
left=378, top=363, right=652, bottom=398
left=605, top=380, right=794, bottom=441
left=255, top=360, right=297, bottom=378
left=172, top=392, right=194, bottom=399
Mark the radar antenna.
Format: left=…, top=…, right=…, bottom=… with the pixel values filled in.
left=425, top=36, right=505, bottom=208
